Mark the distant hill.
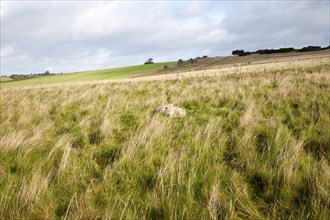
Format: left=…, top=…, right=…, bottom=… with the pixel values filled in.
left=1, top=49, right=329, bottom=88
left=0, top=61, right=176, bottom=87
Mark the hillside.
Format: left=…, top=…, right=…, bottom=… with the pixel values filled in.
left=149, top=49, right=330, bottom=76
left=1, top=50, right=329, bottom=88
left=0, top=61, right=176, bottom=88
left=0, top=54, right=329, bottom=219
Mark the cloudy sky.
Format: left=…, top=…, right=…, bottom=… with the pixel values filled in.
left=1, top=1, right=329, bottom=75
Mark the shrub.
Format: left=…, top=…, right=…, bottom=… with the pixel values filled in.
left=189, top=58, right=197, bottom=63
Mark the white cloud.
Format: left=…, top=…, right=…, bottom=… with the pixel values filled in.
left=1, top=44, right=15, bottom=58
left=0, top=1, right=329, bottom=75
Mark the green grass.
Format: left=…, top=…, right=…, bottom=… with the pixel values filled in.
left=0, top=62, right=176, bottom=87
left=0, top=77, right=13, bottom=83
left=0, top=61, right=329, bottom=219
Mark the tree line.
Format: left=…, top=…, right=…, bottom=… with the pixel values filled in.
left=9, top=71, right=61, bottom=80
left=232, top=45, right=330, bottom=56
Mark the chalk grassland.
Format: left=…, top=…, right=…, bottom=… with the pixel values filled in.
left=0, top=61, right=176, bottom=88
left=0, top=58, right=330, bottom=219
left=2, top=50, right=328, bottom=88
left=142, top=49, right=330, bottom=77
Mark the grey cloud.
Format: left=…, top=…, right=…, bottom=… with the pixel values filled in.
left=1, top=1, right=329, bottom=75
left=222, top=1, right=329, bottom=50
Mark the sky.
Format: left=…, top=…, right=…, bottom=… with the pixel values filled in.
left=1, top=0, right=329, bottom=75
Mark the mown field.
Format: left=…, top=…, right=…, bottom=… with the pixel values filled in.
left=0, top=61, right=176, bottom=88
left=0, top=57, right=329, bottom=219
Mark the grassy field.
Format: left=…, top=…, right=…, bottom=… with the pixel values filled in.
left=0, top=77, right=13, bottom=83
left=147, top=49, right=330, bottom=76
left=0, top=62, right=176, bottom=88
left=0, top=57, right=330, bottom=219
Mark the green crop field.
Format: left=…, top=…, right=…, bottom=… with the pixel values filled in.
left=0, top=56, right=329, bottom=219
left=0, top=62, right=176, bottom=88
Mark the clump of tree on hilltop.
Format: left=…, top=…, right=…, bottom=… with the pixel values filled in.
left=232, top=45, right=330, bottom=56
left=9, top=70, right=60, bottom=81
left=144, top=58, right=154, bottom=65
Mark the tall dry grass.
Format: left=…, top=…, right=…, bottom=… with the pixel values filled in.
left=0, top=57, right=329, bottom=219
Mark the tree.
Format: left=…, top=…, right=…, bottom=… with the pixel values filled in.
left=178, top=59, right=183, bottom=65
left=45, top=70, right=50, bottom=75
left=299, top=46, right=322, bottom=52
left=278, top=47, right=295, bottom=53
left=232, top=50, right=245, bottom=56
left=144, top=58, right=154, bottom=65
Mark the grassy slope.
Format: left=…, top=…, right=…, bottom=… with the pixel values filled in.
left=0, top=61, right=330, bottom=219
left=0, top=77, right=13, bottom=83
left=0, top=62, right=176, bottom=87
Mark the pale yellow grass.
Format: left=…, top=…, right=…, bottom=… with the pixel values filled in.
left=0, top=55, right=329, bottom=219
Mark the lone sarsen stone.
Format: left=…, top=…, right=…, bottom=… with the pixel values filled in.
left=154, top=104, right=186, bottom=118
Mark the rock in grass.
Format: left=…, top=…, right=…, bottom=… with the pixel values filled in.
left=154, top=104, right=186, bottom=118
